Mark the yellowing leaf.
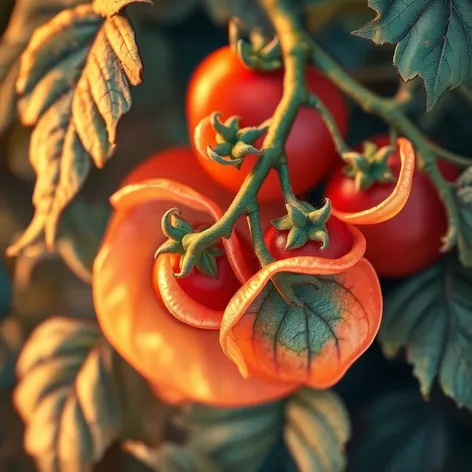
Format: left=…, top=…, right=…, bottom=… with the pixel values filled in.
left=0, top=0, right=89, bottom=134
left=7, top=4, right=143, bottom=256
left=93, top=0, right=154, bottom=17
left=14, top=317, right=119, bottom=472
left=285, top=388, right=350, bottom=472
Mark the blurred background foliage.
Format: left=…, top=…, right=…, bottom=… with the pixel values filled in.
left=1, top=0, right=472, bottom=470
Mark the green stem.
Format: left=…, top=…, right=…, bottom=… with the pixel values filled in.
left=175, top=0, right=308, bottom=276
left=247, top=205, right=276, bottom=266
left=306, top=93, right=350, bottom=156
left=308, top=40, right=463, bottom=249
left=278, top=161, right=297, bottom=204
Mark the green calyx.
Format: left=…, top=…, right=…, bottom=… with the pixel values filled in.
left=229, top=18, right=282, bottom=71
left=271, top=199, right=331, bottom=251
left=342, top=141, right=396, bottom=192
left=155, top=208, right=222, bottom=278
left=206, top=112, right=270, bottom=169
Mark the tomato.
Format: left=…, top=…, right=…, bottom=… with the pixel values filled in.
left=325, top=134, right=460, bottom=277
left=186, top=46, right=349, bottom=201
left=94, top=146, right=297, bottom=407
left=264, top=216, right=354, bottom=261
left=153, top=226, right=258, bottom=312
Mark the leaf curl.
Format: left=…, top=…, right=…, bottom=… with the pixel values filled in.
left=93, top=0, right=154, bottom=17
left=7, top=4, right=143, bottom=256
left=220, top=226, right=382, bottom=389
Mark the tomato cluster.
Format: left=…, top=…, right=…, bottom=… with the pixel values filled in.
left=93, top=45, right=458, bottom=407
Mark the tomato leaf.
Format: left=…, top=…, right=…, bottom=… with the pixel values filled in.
left=354, top=0, right=472, bottom=110
left=7, top=4, right=143, bottom=256
left=285, top=388, right=350, bottom=472
left=0, top=0, right=88, bottom=134
left=14, top=317, right=174, bottom=472
left=222, top=259, right=380, bottom=389
left=124, top=442, right=219, bottom=472
left=56, top=200, right=111, bottom=284
left=456, top=167, right=472, bottom=267
left=380, top=259, right=472, bottom=409
left=349, top=389, right=467, bottom=472
left=93, top=0, right=154, bottom=17
left=0, top=316, right=24, bottom=389
left=185, top=400, right=284, bottom=472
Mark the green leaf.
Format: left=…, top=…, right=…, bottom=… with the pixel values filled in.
left=185, top=400, right=284, bottom=472
left=0, top=316, right=24, bottom=389
left=14, top=317, right=178, bottom=472
left=456, top=167, right=472, bottom=267
left=7, top=4, right=143, bottom=256
left=380, top=259, right=472, bottom=409
left=350, top=389, right=463, bottom=472
left=124, top=442, right=219, bottom=472
left=354, top=0, right=472, bottom=109
left=284, top=388, right=350, bottom=472
left=93, top=0, right=154, bottom=17
left=285, top=227, right=308, bottom=250
left=56, top=200, right=111, bottom=284
left=14, top=317, right=120, bottom=472
left=0, top=0, right=89, bottom=134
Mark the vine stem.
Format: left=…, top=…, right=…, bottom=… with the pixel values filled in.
left=177, top=0, right=310, bottom=275
left=307, top=40, right=467, bottom=249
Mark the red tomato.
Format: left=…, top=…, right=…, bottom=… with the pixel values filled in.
left=186, top=46, right=349, bottom=201
left=153, top=226, right=258, bottom=312
left=325, top=134, right=460, bottom=277
left=264, top=216, right=354, bottom=261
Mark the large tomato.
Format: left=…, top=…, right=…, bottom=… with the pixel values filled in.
left=93, top=146, right=297, bottom=407
left=186, top=46, right=349, bottom=201
left=325, top=135, right=459, bottom=277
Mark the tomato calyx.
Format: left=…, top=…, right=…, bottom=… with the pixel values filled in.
left=156, top=208, right=221, bottom=278
left=271, top=199, right=331, bottom=250
left=229, top=18, right=282, bottom=71
left=343, top=139, right=396, bottom=192
left=195, top=112, right=270, bottom=170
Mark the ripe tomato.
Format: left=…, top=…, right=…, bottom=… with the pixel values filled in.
left=186, top=46, right=349, bottom=201
left=153, top=226, right=258, bottom=312
left=264, top=216, right=354, bottom=261
left=95, top=145, right=297, bottom=407
left=325, top=134, right=459, bottom=277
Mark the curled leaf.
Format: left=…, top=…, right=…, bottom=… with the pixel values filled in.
left=220, top=226, right=382, bottom=388
left=7, top=4, right=143, bottom=256
left=93, top=0, right=154, bottom=17
left=331, top=138, right=416, bottom=224
left=94, top=152, right=297, bottom=406
left=111, top=178, right=253, bottom=284
left=285, top=388, right=350, bottom=472
left=155, top=254, right=222, bottom=329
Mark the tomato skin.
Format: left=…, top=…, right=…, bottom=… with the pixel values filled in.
left=263, top=216, right=354, bottom=261
left=325, top=134, right=460, bottom=277
left=186, top=46, right=349, bottom=201
left=153, top=228, right=258, bottom=312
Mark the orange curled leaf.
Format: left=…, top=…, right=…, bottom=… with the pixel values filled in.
left=220, top=226, right=382, bottom=389
left=194, top=115, right=213, bottom=162
left=155, top=254, right=223, bottom=329
left=332, top=137, right=416, bottom=224
left=111, top=178, right=253, bottom=284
